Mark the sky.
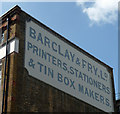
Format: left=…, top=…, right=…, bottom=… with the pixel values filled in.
left=0, top=0, right=119, bottom=100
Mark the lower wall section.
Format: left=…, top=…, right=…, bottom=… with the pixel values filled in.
left=12, top=67, right=107, bottom=113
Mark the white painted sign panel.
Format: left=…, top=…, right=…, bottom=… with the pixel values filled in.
left=0, top=38, right=19, bottom=59
left=25, top=21, right=114, bottom=112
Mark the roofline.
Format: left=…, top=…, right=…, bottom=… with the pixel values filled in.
left=0, top=5, right=21, bottom=23
left=22, top=9, right=113, bottom=72
left=0, top=5, right=113, bottom=72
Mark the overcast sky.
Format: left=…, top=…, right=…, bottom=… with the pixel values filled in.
left=0, top=0, right=119, bottom=99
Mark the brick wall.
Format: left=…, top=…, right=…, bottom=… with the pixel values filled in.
left=0, top=6, right=115, bottom=113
